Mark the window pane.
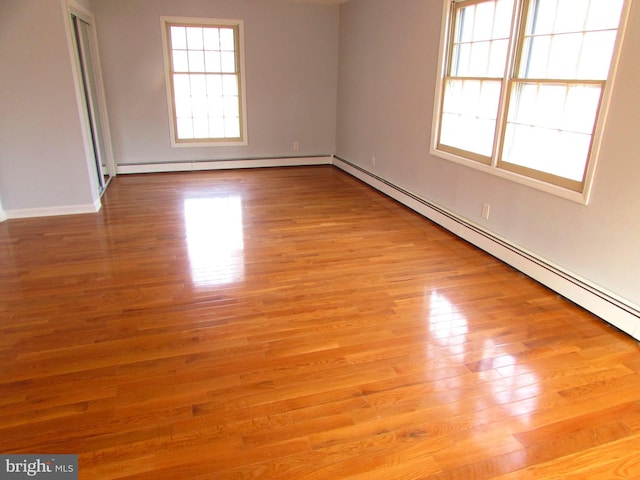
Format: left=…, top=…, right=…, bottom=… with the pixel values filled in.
left=203, top=28, right=220, bottom=50
left=442, top=78, right=463, bottom=114
left=209, top=117, right=225, bottom=138
left=440, top=79, right=501, bottom=157
left=172, top=50, right=189, bottom=73
left=473, top=1, right=495, bottom=41
left=222, top=75, right=238, bottom=96
left=456, top=5, right=475, bottom=43
left=221, top=52, right=236, bottom=73
left=488, top=39, right=508, bottom=77
left=188, top=51, right=205, bottom=72
left=502, top=124, right=590, bottom=181
left=553, top=0, right=589, bottom=34
left=174, top=93, right=192, bottom=118
left=526, top=0, right=556, bottom=35
left=522, top=33, right=587, bottom=79
left=493, top=0, right=514, bottom=38
left=478, top=81, right=501, bottom=118
left=193, top=117, right=209, bottom=138
left=170, top=26, right=187, bottom=49
left=441, top=114, right=496, bottom=158
left=444, top=79, right=500, bottom=118
left=209, top=117, right=224, bottom=138
left=190, top=74, right=206, bottom=97
left=451, top=44, right=470, bottom=77
left=192, top=97, right=208, bottom=118
left=173, top=74, right=191, bottom=100
left=562, top=85, right=602, bottom=134
left=223, top=96, right=239, bottom=117
left=440, top=112, right=462, bottom=147
left=507, top=82, right=535, bottom=126
left=177, top=117, right=194, bottom=139
left=469, top=41, right=491, bottom=76
left=207, top=96, right=224, bottom=114
left=578, top=31, right=617, bottom=80
left=220, top=28, right=235, bottom=51
left=186, top=27, right=204, bottom=50
left=547, top=33, right=582, bottom=79
left=205, top=51, right=221, bottom=73
left=207, top=75, right=223, bottom=97
left=586, top=0, right=624, bottom=30
left=521, top=36, right=550, bottom=78
left=508, top=83, right=564, bottom=130
left=224, top=118, right=240, bottom=138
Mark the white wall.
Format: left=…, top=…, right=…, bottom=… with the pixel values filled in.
left=0, top=0, right=98, bottom=214
left=336, top=0, right=640, bottom=308
left=91, top=0, right=339, bottom=166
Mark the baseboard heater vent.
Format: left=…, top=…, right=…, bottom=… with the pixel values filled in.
left=332, top=155, right=640, bottom=340
left=117, top=155, right=333, bottom=174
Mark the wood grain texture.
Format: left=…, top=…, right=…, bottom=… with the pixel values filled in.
left=1, top=166, right=639, bottom=479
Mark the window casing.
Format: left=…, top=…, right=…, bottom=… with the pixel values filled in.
left=161, top=17, right=248, bottom=147
left=432, top=0, right=629, bottom=202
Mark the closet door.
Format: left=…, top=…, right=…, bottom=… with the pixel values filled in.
left=71, top=12, right=113, bottom=194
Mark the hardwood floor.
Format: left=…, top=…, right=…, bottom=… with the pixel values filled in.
left=1, top=166, right=639, bottom=479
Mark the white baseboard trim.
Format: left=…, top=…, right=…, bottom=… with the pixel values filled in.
left=332, top=155, right=640, bottom=340
left=117, top=156, right=333, bottom=174
left=5, top=198, right=101, bottom=220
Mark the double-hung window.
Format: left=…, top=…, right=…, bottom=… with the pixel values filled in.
left=161, top=17, right=247, bottom=146
left=432, top=0, right=628, bottom=201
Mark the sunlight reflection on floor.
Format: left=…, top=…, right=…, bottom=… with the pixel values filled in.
left=183, top=196, right=245, bottom=287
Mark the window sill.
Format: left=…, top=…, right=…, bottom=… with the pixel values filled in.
left=170, top=139, right=249, bottom=148
left=429, top=146, right=592, bottom=205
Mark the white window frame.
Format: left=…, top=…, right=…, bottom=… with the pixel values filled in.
left=430, top=0, right=632, bottom=204
left=161, top=16, right=248, bottom=148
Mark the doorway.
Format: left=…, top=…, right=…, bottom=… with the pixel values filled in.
left=70, top=8, right=114, bottom=196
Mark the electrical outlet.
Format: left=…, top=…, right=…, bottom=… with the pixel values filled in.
left=482, top=202, right=491, bottom=220
left=371, top=156, right=376, bottom=167
left=293, top=141, right=300, bottom=151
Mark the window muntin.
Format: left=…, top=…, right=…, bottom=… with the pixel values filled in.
left=434, top=0, right=627, bottom=197
left=162, top=17, right=247, bottom=146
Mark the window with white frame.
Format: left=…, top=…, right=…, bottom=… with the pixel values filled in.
left=161, top=17, right=247, bottom=146
left=433, top=0, right=627, bottom=199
